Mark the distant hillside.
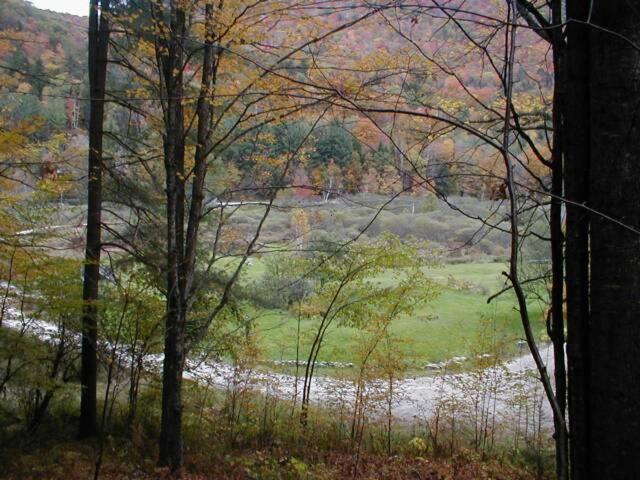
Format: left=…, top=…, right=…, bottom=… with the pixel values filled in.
left=0, top=0, right=86, bottom=135
left=0, top=0, right=85, bottom=74
left=0, top=0, right=551, bottom=201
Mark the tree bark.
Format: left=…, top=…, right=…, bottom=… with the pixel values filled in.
left=156, top=1, right=187, bottom=469
left=156, top=1, right=218, bottom=470
left=546, top=3, right=568, bottom=479
left=80, top=0, right=110, bottom=440
left=584, top=2, right=640, bottom=476
left=184, top=2, right=217, bottom=303
left=514, top=3, right=569, bottom=475
left=564, top=1, right=591, bottom=477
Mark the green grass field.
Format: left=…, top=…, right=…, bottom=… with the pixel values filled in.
left=243, top=260, right=545, bottom=369
left=216, top=196, right=546, bottom=371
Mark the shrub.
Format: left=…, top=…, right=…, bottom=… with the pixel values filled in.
left=452, top=226, right=479, bottom=244
left=415, top=194, right=439, bottom=213
left=380, top=214, right=414, bottom=237
left=413, top=216, right=440, bottom=239
left=476, top=238, right=498, bottom=256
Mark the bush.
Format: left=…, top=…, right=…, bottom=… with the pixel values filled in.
left=380, top=214, right=414, bottom=237
left=452, top=226, right=479, bottom=244
left=476, top=238, right=498, bottom=256
left=413, top=216, right=445, bottom=241
left=415, top=194, right=439, bottom=213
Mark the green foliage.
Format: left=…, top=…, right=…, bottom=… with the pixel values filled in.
left=29, top=59, right=46, bottom=100
left=254, top=254, right=313, bottom=309
left=0, top=254, right=82, bottom=429
left=427, top=161, right=458, bottom=196
left=371, top=144, right=395, bottom=172
left=415, top=193, right=439, bottom=213
left=100, top=263, right=164, bottom=356
left=7, top=46, right=29, bottom=73
left=253, top=235, right=440, bottom=381
left=272, top=121, right=312, bottom=156
left=301, top=234, right=438, bottom=330
left=310, top=121, right=362, bottom=169
left=250, top=260, right=543, bottom=366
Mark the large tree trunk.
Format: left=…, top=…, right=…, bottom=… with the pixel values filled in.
left=566, top=1, right=640, bottom=477
left=79, top=0, right=110, bottom=439
left=584, top=2, right=640, bottom=477
left=564, top=1, right=591, bottom=477
left=550, top=59, right=568, bottom=480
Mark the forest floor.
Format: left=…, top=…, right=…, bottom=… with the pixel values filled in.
left=1, top=430, right=545, bottom=479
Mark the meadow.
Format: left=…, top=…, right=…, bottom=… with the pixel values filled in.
left=245, top=260, right=544, bottom=370
left=193, top=193, right=549, bottom=374
left=45, top=193, right=547, bottom=373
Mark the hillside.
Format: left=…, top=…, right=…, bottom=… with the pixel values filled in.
left=0, top=0, right=86, bottom=133
left=0, top=0, right=552, bottom=202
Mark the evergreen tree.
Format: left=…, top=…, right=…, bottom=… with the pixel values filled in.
left=30, top=59, right=46, bottom=101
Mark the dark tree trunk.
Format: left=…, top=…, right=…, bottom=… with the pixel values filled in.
left=156, top=2, right=187, bottom=470
left=159, top=307, right=186, bottom=470
left=546, top=4, right=568, bottom=479
left=156, top=1, right=217, bottom=471
left=584, top=2, right=640, bottom=477
left=79, top=0, right=110, bottom=440
left=564, top=1, right=591, bottom=478
left=514, top=3, right=569, bottom=475
left=566, top=1, right=640, bottom=477
left=184, top=2, right=217, bottom=301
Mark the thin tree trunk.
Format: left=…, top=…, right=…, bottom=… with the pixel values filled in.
left=184, top=2, right=217, bottom=301
left=80, top=0, right=110, bottom=440
left=156, top=0, right=187, bottom=470
left=501, top=5, right=567, bottom=474
left=94, top=295, right=128, bottom=480
left=549, top=2, right=568, bottom=477
left=157, top=1, right=218, bottom=470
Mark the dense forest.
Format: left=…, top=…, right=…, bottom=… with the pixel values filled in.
left=0, top=1, right=638, bottom=479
